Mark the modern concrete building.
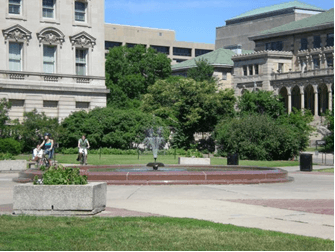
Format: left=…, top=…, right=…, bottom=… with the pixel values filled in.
left=232, top=8, right=334, bottom=118
left=105, top=24, right=215, bottom=64
left=0, top=0, right=109, bottom=122
left=216, top=1, right=324, bottom=50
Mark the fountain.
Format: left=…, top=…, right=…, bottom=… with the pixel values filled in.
left=144, top=127, right=165, bottom=170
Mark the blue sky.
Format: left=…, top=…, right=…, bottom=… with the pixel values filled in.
left=105, top=0, right=334, bottom=44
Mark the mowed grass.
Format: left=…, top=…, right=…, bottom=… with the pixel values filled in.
left=0, top=216, right=333, bottom=251
left=15, top=154, right=300, bottom=167
left=317, top=168, right=334, bottom=173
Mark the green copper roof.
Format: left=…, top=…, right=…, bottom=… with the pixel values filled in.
left=171, top=48, right=253, bottom=70
left=229, top=1, right=323, bottom=20
left=258, top=8, right=334, bottom=36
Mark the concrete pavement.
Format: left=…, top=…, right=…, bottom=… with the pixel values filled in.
left=0, top=165, right=333, bottom=240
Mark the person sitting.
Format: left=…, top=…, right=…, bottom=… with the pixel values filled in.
left=38, top=133, right=54, bottom=167
left=32, top=145, right=43, bottom=162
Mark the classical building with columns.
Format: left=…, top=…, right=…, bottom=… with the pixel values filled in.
left=0, top=0, right=109, bottom=122
left=232, top=8, right=334, bottom=117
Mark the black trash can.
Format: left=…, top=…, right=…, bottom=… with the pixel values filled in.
left=300, top=153, right=313, bottom=171
left=227, top=153, right=239, bottom=165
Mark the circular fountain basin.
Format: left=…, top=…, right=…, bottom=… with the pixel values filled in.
left=13, top=164, right=293, bottom=185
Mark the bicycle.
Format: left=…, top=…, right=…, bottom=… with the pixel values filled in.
left=35, top=153, right=50, bottom=169
left=78, top=147, right=89, bottom=165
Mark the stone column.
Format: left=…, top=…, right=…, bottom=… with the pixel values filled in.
left=314, top=91, right=319, bottom=116
left=288, top=94, right=292, bottom=114
left=191, top=48, right=195, bottom=58
left=329, top=91, right=333, bottom=111
left=301, top=89, right=305, bottom=111
left=320, top=34, right=327, bottom=48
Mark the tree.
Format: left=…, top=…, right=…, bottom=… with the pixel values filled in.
left=322, top=109, right=334, bottom=152
left=0, top=98, right=11, bottom=138
left=105, top=45, right=171, bottom=108
left=19, top=109, right=60, bottom=152
left=238, top=90, right=285, bottom=119
left=187, top=59, right=215, bottom=82
left=59, top=107, right=168, bottom=149
left=215, top=114, right=301, bottom=161
left=142, top=76, right=236, bottom=148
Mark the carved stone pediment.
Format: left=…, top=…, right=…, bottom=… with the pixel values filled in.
left=37, top=27, right=65, bottom=46
left=70, top=31, right=96, bottom=49
left=2, top=24, right=32, bottom=44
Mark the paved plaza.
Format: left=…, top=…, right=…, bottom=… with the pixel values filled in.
left=0, top=165, right=333, bottom=240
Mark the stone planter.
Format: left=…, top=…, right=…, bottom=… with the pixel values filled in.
left=178, top=157, right=211, bottom=165
left=0, top=160, right=27, bottom=171
left=13, top=182, right=107, bottom=216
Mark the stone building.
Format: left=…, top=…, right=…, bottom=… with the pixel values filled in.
left=105, top=24, right=215, bottom=64
left=0, top=0, right=109, bottom=122
left=233, top=8, right=334, bottom=117
left=216, top=1, right=324, bottom=50
left=171, top=47, right=253, bottom=90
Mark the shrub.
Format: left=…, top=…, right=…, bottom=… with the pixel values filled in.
left=33, top=165, right=87, bottom=185
left=214, top=114, right=301, bottom=161
left=0, top=153, right=15, bottom=160
left=0, top=138, right=21, bottom=155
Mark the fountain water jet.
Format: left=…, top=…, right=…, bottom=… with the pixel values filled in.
left=144, top=127, right=165, bottom=170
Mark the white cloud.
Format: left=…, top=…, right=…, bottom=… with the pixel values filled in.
left=105, top=0, right=238, bottom=13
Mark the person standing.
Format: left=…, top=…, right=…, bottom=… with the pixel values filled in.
left=77, top=135, right=90, bottom=165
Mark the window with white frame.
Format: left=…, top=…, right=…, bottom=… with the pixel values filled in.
left=42, top=0, right=55, bottom=18
left=9, top=0, right=21, bottom=15
left=75, top=1, right=86, bottom=22
left=9, top=42, right=22, bottom=71
left=243, top=66, right=247, bottom=76
left=43, top=45, right=56, bottom=73
left=278, top=63, right=284, bottom=73
left=76, top=48, right=87, bottom=75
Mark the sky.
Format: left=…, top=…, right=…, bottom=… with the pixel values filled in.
left=105, top=0, right=334, bottom=44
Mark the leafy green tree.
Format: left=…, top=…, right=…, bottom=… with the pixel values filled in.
left=187, top=59, right=215, bottom=82
left=238, top=90, right=285, bottom=119
left=215, top=114, right=301, bottom=161
left=19, top=109, right=60, bottom=152
left=59, top=107, right=168, bottom=149
left=142, top=76, right=236, bottom=148
left=105, top=45, right=171, bottom=108
left=0, top=98, right=11, bottom=138
left=322, top=109, right=334, bottom=152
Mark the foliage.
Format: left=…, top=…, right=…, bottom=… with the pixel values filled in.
left=17, top=109, right=60, bottom=152
left=0, top=138, right=21, bottom=155
left=187, top=59, right=215, bottom=82
left=0, top=98, right=11, bottom=137
left=215, top=114, right=301, bottom=160
left=0, top=152, right=15, bottom=160
left=322, top=109, right=334, bottom=152
left=277, top=108, right=314, bottom=152
left=238, top=90, right=285, bottom=119
left=142, top=76, right=236, bottom=148
left=59, top=107, right=168, bottom=149
left=33, top=165, right=87, bottom=185
left=105, top=45, right=171, bottom=108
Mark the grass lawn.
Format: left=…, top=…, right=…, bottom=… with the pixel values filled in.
left=0, top=216, right=333, bottom=251
left=15, top=154, right=300, bottom=167
left=317, top=168, right=334, bottom=173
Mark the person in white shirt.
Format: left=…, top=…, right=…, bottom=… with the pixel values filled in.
left=32, top=145, right=43, bottom=162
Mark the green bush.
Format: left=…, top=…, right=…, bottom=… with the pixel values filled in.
left=33, top=165, right=87, bottom=185
left=214, top=114, right=301, bottom=161
left=0, top=153, right=15, bottom=160
left=0, top=138, right=21, bottom=155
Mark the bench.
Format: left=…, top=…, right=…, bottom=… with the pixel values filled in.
left=28, top=161, right=36, bottom=169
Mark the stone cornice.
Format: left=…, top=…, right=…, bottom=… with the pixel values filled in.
left=37, top=27, right=65, bottom=47
left=232, top=50, right=293, bottom=61
left=70, top=31, right=96, bottom=49
left=2, top=24, right=32, bottom=44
